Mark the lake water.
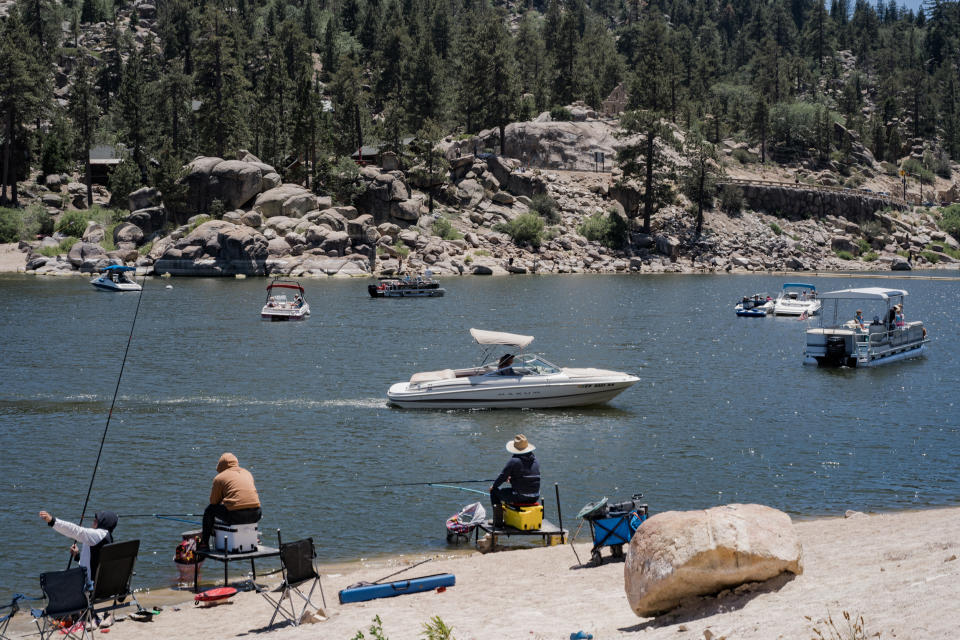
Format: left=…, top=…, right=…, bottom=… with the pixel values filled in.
left=1, top=272, right=958, bottom=601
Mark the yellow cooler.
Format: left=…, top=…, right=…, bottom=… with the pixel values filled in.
left=503, top=503, right=543, bottom=530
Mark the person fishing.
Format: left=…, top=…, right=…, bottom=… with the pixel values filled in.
left=38, top=509, right=118, bottom=585
left=200, top=453, right=262, bottom=551
left=489, top=435, right=540, bottom=527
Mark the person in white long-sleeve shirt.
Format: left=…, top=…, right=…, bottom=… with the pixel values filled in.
left=38, top=510, right=118, bottom=585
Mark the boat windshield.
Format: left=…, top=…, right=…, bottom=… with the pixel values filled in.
left=515, top=354, right=561, bottom=375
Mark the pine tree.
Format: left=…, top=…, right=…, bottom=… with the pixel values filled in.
left=194, top=5, right=250, bottom=158
left=681, top=129, right=720, bottom=237
left=615, top=110, right=680, bottom=234
left=69, top=54, right=101, bottom=207
left=0, top=14, right=48, bottom=205
left=117, top=49, right=149, bottom=179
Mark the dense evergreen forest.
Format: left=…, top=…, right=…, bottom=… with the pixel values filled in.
left=2, top=0, right=960, bottom=210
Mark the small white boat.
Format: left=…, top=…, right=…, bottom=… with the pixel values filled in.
left=386, top=328, right=639, bottom=409
left=773, top=283, right=821, bottom=316
left=735, top=293, right=774, bottom=317
left=803, top=287, right=928, bottom=367
left=261, top=279, right=310, bottom=321
left=91, top=265, right=141, bottom=292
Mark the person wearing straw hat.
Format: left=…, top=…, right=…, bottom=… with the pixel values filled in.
left=489, top=435, right=541, bottom=527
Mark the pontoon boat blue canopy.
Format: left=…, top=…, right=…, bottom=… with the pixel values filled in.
left=782, top=283, right=816, bottom=290
left=100, top=265, right=135, bottom=272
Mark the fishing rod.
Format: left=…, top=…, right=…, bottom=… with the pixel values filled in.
left=370, top=479, right=494, bottom=487
left=118, top=513, right=202, bottom=525
left=68, top=272, right=147, bottom=569
left=429, top=483, right=489, bottom=496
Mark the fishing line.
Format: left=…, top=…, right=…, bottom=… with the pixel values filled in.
left=68, top=272, right=147, bottom=568
left=428, top=483, right=489, bottom=496
left=373, top=479, right=494, bottom=487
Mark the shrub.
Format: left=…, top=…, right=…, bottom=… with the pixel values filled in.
left=421, top=616, right=455, bottom=640
left=835, top=249, right=854, bottom=260
left=186, top=215, right=212, bottom=233
left=56, top=210, right=91, bottom=238
left=902, top=157, right=935, bottom=185
left=473, top=249, right=491, bottom=257
left=0, top=205, right=55, bottom=242
left=108, top=159, right=143, bottom=208
left=529, top=194, right=560, bottom=223
left=939, top=203, right=960, bottom=241
left=769, top=222, right=783, bottom=235
left=578, top=210, right=628, bottom=249
left=208, top=199, right=226, bottom=219
left=549, top=106, right=572, bottom=121
left=432, top=217, right=462, bottom=240
left=56, top=206, right=123, bottom=238
left=921, top=250, right=940, bottom=263
left=856, top=238, right=870, bottom=254
left=494, top=212, right=544, bottom=247
left=35, top=236, right=79, bottom=257
left=392, top=241, right=410, bottom=258
left=862, top=251, right=878, bottom=261
left=732, top=147, right=757, bottom=164
left=719, top=185, right=744, bottom=214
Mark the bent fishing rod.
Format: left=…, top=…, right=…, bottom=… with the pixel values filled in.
left=369, top=479, right=494, bottom=487
left=67, top=272, right=147, bottom=569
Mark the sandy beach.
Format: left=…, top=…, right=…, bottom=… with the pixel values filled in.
left=0, top=243, right=26, bottom=272
left=8, top=507, right=958, bottom=640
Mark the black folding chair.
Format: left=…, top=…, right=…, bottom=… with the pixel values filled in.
left=31, top=568, right=92, bottom=640
left=90, top=540, right=141, bottom=619
left=259, top=536, right=326, bottom=627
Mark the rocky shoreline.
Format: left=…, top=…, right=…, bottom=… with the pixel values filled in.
left=10, top=121, right=960, bottom=279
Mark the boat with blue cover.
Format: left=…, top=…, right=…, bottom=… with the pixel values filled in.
left=91, top=265, right=141, bottom=292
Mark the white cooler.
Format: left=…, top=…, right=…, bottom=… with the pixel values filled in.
left=213, top=519, right=260, bottom=553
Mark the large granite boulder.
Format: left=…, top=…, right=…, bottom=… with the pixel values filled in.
left=82, top=222, right=105, bottom=244
left=113, top=222, right=144, bottom=246
left=128, top=186, right=161, bottom=212
left=210, top=160, right=263, bottom=209
left=127, top=206, right=167, bottom=235
left=152, top=220, right=268, bottom=275
left=477, top=121, right=618, bottom=171
left=67, top=241, right=107, bottom=268
left=183, top=156, right=223, bottom=213
left=624, top=504, right=803, bottom=617
left=254, top=184, right=317, bottom=218
left=356, top=168, right=411, bottom=222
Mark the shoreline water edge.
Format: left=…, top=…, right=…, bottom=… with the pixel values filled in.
left=5, top=506, right=960, bottom=639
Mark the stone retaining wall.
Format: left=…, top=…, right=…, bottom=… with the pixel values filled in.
left=721, top=183, right=905, bottom=222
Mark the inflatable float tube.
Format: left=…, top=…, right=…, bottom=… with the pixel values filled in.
left=338, top=573, right=455, bottom=604
left=194, top=587, right=237, bottom=606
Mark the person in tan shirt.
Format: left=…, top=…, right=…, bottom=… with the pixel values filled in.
left=200, top=452, right=262, bottom=550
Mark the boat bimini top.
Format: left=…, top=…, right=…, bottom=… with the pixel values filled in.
left=782, top=282, right=816, bottom=291
left=816, top=287, right=907, bottom=300
left=469, top=328, right=534, bottom=349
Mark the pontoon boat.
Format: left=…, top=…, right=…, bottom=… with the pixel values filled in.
left=386, top=328, right=639, bottom=409
left=261, top=279, right=310, bottom=321
left=91, top=265, right=141, bottom=292
left=368, top=273, right=445, bottom=297
left=802, top=287, right=928, bottom=367
left=773, top=283, right=821, bottom=316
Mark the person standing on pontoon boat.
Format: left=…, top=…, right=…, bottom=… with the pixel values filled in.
left=38, top=509, right=118, bottom=584
left=200, top=453, right=261, bottom=551
left=489, top=435, right=540, bottom=527
left=854, top=309, right=865, bottom=331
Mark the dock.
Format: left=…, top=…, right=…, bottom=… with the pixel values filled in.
left=475, top=519, right=567, bottom=547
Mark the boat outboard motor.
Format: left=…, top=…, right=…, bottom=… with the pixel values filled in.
left=823, top=335, right=847, bottom=366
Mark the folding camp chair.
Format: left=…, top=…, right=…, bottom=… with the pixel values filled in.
left=90, top=540, right=141, bottom=619
left=1, top=594, right=29, bottom=640
left=31, top=567, right=92, bottom=640
left=259, top=536, right=326, bottom=627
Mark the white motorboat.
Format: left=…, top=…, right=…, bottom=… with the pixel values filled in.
left=261, top=279, right=310, bottom=321
left=773, top=283, right=821, bottom=316
left=803, top=287, right=928, bottom=368
left=386, top=328, right=639, bottom=409
left=91, top=265, right=141, bottom=292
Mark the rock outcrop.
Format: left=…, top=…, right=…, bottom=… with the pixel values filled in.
left=624, top=504, right=803, bottom=617
left=152, top=220, right=269, bottom=276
